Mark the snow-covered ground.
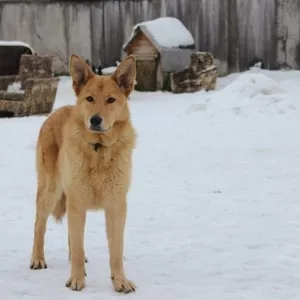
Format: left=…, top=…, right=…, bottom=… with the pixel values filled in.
left=1, top=66, right=300, bottom=299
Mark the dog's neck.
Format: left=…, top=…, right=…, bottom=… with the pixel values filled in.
left=87, top=121, right=130, bottom=152
left=89, top=141, right=104, bottom=152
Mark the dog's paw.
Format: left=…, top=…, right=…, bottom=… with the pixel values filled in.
left=66, top=276, right=86, bottom=291
left=30, top=258, right=47, bottom=270
left=111, top=276, right=136, bottom=294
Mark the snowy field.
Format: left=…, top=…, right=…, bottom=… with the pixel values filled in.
left=1, top=66, right=300, bottom=299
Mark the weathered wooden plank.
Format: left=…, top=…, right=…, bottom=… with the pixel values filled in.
left=227, top=0, right=239, bottom=73
left=236, top=0, right=276, bottom=71
left=66, top=3, right=92, bottom=64
left=90, top=1, right=104, bottom=68
left=276, top=0, right=300, bottom=69
left=103, top=0, right=123, bottom=66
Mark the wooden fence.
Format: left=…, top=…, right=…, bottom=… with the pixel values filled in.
left=0, top=0, right=298, bottom=75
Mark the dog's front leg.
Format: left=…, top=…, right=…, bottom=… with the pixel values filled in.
left=105, top=197, right=136, bottom=293
left=65, top=199, right=86, bottom=291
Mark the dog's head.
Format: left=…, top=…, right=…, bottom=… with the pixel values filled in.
left=69, top=54, right=136, bottom=133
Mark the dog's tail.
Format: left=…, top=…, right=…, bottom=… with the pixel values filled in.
left=51, top=194, right=66, bottom=222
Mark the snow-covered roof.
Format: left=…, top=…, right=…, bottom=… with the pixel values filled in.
left=0, top=40, right=35, bottom=54
left=102, top=66, right=117, bottom=75
left=123, top=17, right=195, bottom=51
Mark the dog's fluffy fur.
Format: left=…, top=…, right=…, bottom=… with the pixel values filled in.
left=30, top=54, right=137, bottom=293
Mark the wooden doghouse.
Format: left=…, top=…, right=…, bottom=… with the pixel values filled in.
left=123, top=17, right=195, bottom=91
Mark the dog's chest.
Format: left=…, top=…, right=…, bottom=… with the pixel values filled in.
left=81, top=149, right=130, bottom=205
left=88, top=155, right=114, bottom=190
left=60, top=140, right=132, bottom=209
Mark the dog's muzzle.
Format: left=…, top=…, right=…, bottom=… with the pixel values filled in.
left=89, top=114, right=103, bottom=132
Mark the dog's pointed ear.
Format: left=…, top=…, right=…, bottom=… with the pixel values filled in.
left=69, top=54, right=94, bottom=95
left=111, top=56, right=136, bottom=97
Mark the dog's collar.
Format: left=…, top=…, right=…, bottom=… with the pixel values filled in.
left=89, top=142, right=104, bottom=152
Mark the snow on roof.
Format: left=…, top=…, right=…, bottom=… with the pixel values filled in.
left=123, top=17, right=195, bottom=51
left=0, top=40, right=35, bottom=54
left=102, top=66, right=117, bottom=75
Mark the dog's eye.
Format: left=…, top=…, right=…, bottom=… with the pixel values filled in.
left=86, top=96, right=94, bottom=102
left=107, top=97, right=116, bottom=104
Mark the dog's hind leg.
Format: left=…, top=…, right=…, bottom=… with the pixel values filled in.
left=30, top=179, right=62, bottom=270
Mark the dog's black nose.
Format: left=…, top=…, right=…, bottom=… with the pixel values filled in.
left=90, top=114, right=102, bottom=127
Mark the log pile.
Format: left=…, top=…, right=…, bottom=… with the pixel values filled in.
left=170, top=52, right=217, bottom=93
left=19, top=54, right=54, bottom=83
left=0, top=54, right=59, bottom=117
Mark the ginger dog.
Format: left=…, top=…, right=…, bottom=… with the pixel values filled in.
left=30, top=54, right=137, bottom=293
